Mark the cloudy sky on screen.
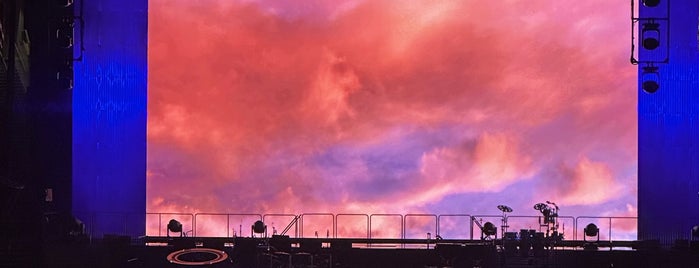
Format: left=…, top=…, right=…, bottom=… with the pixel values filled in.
left=147, top=0, right=637, bottom=237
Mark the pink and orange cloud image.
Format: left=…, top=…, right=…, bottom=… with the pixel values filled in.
left=147, top=0, right=637, bottom=239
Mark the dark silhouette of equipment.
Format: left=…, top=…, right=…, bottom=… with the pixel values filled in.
left=473, top=216, right=497, bottom=241
left=584, top=223, right=600, bottom=250
left=497, top=205, right=513, bottom=213
left=690, top=225, right=699, bottom=251
left=534, top=202, right=557, bottom=225
left=167, top=219, right=183, bottom=237
left=503, top=232, right=518, bottom=254
left=483, top=222, right=497, bottom=237
left=534, top=201, right=563, bottom=245
left=641, top=22, right=661, bottom=50
left=641, top=65, right=660, bottom=93
left=585, top=223, right=599, bottom=238
left=497, top=205, right=513, bottom=238
left=252, top=220, right=267, bottom=238
left=642, top=0, right=660, bottom=8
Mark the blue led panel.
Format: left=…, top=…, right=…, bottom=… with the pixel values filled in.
left=638, top=0, right=699, bottom=246
left=72, top=0, right=148, bottom=238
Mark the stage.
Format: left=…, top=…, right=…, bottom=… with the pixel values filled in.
left=27, top=236, right=699, bottom=268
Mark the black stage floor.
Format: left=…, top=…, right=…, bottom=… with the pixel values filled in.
left=6, top=236, right=699, bottom=268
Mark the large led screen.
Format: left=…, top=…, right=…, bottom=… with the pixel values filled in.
left=147, top=0, right=637, bottom=239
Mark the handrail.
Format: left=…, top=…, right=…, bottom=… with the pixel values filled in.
left=280, top=215, right=300, bottom=236
left=471, top=214, right=503, bottom=239
left=557, top=216, right=576, bottom=240
left=300, top=213, right=334, bottom=238
left=146, top=212, right=195, bottom=237
left=144, top=212, right=638, bottom=242
left=335, top=214, right=370, bottom=239
left=575, top=216, right=638, bottom=242
left=369, top=214, right=403, bottom=239
left=404, top=214, right=438, bottom=239
left=263, top=214, right=298, bottom=237
left=193, top=213, right=262, bottom=237
left=436, top=214, right=472, bottom=239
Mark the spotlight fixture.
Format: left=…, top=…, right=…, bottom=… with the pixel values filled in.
left=629, top=0, right=669, bottom=64
left=584, top=223, right=599, bottom=238
left=251, top=220, right=267, bottom=238
left=642, top=0, right=660, bottom=7
left=692, top=225, right=699, bottom=238
left=583, top=223, right=600, bottom=250
left=641, top=22, right=661, bottom=50
left=483, top=222, right=497, bottom=236
left=479, top=221, right=497, bottom=241
left=167, top=219, right=183, bottom=237
left=642, top=81, right=659, bottom=93
left=641, top=65, right=660, bottom=94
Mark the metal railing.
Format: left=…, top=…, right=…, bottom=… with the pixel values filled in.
left=147, top=212, right=195, bottom=237
left=83, top=212, right=636, bottom=242
left=404, top=214, right=438, bottom=239
left=300, top=213, right=334, bottom=238
left=193, top=213, right=262, bottom=237
left=575, top=216, right=638, bottom=242
left=369, top=214, right=404, bottom=239
left=335, top=214, right=369, bottom=239
left=437, top=214, right=473, bottom=239
left=263, top=214, right=298, bottom=237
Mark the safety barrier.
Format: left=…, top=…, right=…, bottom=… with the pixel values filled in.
left=78, top=212, right=637, bottom=242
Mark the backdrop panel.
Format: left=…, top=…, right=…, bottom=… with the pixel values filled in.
left=638, top=0, right=699, bottom=246
left=72, top=0, right=147, bottom=238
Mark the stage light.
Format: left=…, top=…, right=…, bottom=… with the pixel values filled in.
left=641, top=21, right=660, bottom=50
left=583, top=223, right=600, bottom=250
left=642, top=0, right=660, bottom=7
left=642, top=81, right=659, bottom=93
left=692, top=226, right=699, bottom=238
left=584, top=223, right=599, bottom=238
left=482, top=222, right=497, bottom=236
left=630, top=7, right=668, bottom=64
left=167, top=219, right=183, bottom=237
left=252, top=220, right=267, bottom=238
left=641, top=65, right=660, bottom=94
left=641, top=22, right=660, bottom=50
